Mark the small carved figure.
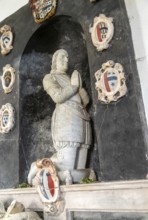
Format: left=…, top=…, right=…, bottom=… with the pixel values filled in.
left=0, top=25, right=13, bottom=55
left=43, top=49, right=91, bottom=172
left=90, top=14, right=114, bottom=51
left=0, top=103, right=15, bottom=134
left=1, top=64, right=15, bottom=94
left=95, top=60, right=127, bottom=103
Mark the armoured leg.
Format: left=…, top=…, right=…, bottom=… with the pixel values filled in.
left=76, top=144, right=89, bottom=169
left=50, top=146, right=79, bottom=171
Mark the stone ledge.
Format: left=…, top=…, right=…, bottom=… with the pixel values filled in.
left=60, top=179, right=148, bottom=192
left=0, top=180, right=148, bottom=217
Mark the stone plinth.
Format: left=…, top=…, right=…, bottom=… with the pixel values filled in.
left=0, top=180, right=148, bottom=220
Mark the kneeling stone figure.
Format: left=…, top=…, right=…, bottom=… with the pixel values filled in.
left=28, top=49, right=93, bottom=185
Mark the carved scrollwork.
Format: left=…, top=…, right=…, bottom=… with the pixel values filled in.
left=1, top=64, right=16, bottom=94
left=44, top=200, right=65, bottom=216
left=0, top=103, right=15, bottom=134
left=90, top=14, right=114, bottom=51
left=0, top=25, right=13, bottom=55
left=95, top=60, right=127, bottom=103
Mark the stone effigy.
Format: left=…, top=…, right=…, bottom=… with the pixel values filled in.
left=28, top=49, right=93, bottom=185
left=28, top=49, right=95, bottom=215
left=43, top=49, right=91, bottom=172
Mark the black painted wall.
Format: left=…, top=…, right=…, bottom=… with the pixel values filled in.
left=0, top=0, right=147, bottom=188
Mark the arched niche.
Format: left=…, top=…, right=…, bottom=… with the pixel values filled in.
left=19, top=15, right=98, bottom=182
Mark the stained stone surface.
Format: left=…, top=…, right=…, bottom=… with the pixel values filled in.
left=0, top=0, right=147, bottom=188
left=73, top=212, right=148, bottom=220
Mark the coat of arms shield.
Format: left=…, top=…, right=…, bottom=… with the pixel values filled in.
left=35, top=158, right=60, bottom=203
left=0, top=103, right=15, bottom=134
left=95, top=60, right=127, bottom=103
left=90, top=14, right=114, bottom=51
left=0, top=25, right=13, bottom=55
left=29, top=0, right=57, bottom=23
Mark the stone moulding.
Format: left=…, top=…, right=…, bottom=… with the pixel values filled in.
left=0, top=103, right=15, bottom=134
left=95, top=60, right=127, bottom=103
left=90, top=14, right=114, bottom=51
left=0, top=25, right=13, bottom=55
left=1, top=64, right=16, bottom=94
left=29, top=0, right=57, bottom=24
left=0, top=180, right=148, bottom=220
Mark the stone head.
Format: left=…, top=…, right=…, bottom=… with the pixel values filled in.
left=51, top=49, right=68, bottom=73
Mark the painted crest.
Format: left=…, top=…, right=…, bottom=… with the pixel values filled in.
left=90, top=14, right=114, bottom=51
left=0, top=25, right=13, bottom=55
left=95, top=60, right=127, bottom=103
left=0, top=103, right=15, bottom=134
left=29, top=0, right=57, bottom=24
left=1, top=64, right=16, bottom=94
left=35, top=158, right=60, bottom=203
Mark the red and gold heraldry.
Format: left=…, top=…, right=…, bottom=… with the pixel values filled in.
left=29, top=0, right=57, bottom=23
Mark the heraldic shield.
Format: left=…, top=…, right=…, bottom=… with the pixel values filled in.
left=0, top=103, right=15, bottom=134
left=35, top=158, right=60, bottom=203
left=90, top=14, right=114, bottom=52
left=1, top=64, right=16, bottom=94
left=29, top=0, right=57, bottom=23
left=95, top=60, right=127, bottom=103
left=0, top=25, right=13, bottom=55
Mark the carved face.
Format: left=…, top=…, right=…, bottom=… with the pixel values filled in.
left=56, top=52, right=68, bottom=73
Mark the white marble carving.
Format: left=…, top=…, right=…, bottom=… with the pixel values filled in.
left=42, top=49, right=91, bottom=173
left=0, top=201, right=5, bottom=219
left=0, top=103, right=15, bottom=134
left=0, top=25, right=13, bottom=55
left=1, top=180, right=148, bottom=220
left=90, top=14, right=114, bottom=51
left=95, top=60, right=127, bottom=103
left=28, top=49, right=95, bottom=215
left=1, top=64, right=15, bottom=94
left=0, top=200, right=41, bottom=220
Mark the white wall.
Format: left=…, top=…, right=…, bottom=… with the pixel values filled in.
left=0, top=0, right=148, bottom=124
left=0, top=0, right=28, bottom=22
left=125, top=0, right=148, bottom=125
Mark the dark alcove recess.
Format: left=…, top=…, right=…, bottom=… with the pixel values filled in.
left=19, top=15, right=98, bottom=183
